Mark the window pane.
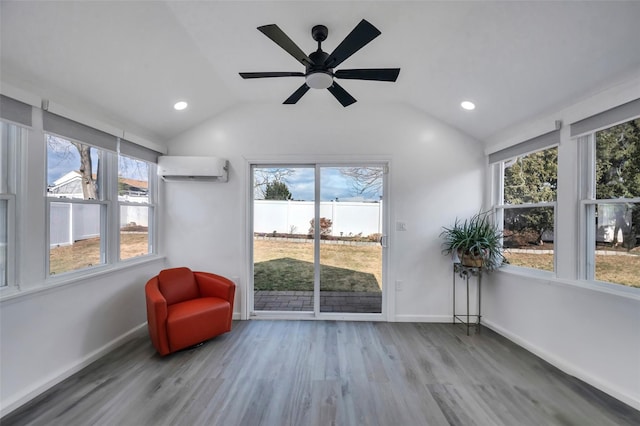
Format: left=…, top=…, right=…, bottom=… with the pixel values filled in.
left=503, top=206, right=554, bottom=271
left=120, top=205, right=150, bottom=260
left=49, top=202, right=103, bottom=274
left=1, top=121, right=19, bottom=194
left=118, top=155, right=149, bottom=201
left=504, top=146, right=558, bottom=204
left=0, top=123, right=8, bottom=193
left=0, top=199, right=7, bottom=286
left=47, top=135, right=101, bottom=200
left=595, top=119, right=640, bottom=199
left=594, top=203, right=640, bottom=287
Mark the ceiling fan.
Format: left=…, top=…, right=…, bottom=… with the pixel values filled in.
left=239, top=19, right=400, bottom=107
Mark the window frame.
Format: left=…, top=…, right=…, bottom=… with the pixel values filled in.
left=578, top=123, right=640, bottom=287
left=45, top=133, right=159, bottom=279
left=0, top=194, right=16, bottom=288
left=117, top=153, right=157, bottom=262
left=45, top=136, right=111, bottom=277
left=0, top=121, right=23, bottom=290
left=491, top=144, right=559, bottom=274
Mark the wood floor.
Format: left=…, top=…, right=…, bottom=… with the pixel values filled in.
left=3, top=321, right=639, bottom=426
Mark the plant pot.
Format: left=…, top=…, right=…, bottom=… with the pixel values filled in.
left=460, top=253, right=483, bottom=268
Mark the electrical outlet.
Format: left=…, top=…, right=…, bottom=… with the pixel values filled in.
left=396, top=280, right=403, bottom=291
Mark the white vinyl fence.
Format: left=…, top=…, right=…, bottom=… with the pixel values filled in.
left=254, top=200, right=382, bottom=237
left=50, top=202, right=149, bottom=247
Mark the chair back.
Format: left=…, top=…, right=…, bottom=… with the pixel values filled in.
left=158, top=267, right=200, bottom=305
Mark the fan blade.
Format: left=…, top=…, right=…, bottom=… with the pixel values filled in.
left=258, top=24, right=314, bottom=66
left=284, top=84, right=310, bottom=104
left=327, top=82, right=357, bottom=107
left=334, top=68, right=400, bottom=82
left=240, top=72, right=305, bottom=79
left=325, top=19, right=381, bottom=68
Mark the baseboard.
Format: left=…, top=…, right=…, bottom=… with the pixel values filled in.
left=394, top=314, right=452, bottom=323
left=0, top=323, right=147, bottom=418
left=232, top=312, right=242, bottom=320
left=482, top=319, right=640, bottom=411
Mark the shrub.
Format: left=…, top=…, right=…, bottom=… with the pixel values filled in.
left=308, top=217, right=333, bottom=236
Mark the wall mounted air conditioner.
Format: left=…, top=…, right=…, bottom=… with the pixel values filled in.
left=157, top=156, right=229, bottom=182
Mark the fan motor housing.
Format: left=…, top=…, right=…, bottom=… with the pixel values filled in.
left=308, top=50, right=330, bottom=70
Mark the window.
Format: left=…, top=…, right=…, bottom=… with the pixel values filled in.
left=45, top=115, right=160, bottom=276
left=47, top=135, right=107, bottom=275
left=1, top=121, right=22, bottom=287
left=118, top=154, right=154, bottom=260
left=491, top=131, right=559, bottom=272
left=582, top=118, right=640, bottom=287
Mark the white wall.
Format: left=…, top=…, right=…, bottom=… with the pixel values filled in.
left=163, top=102, right=485, bottom=321
left=483, top=73, right=640, bottom=410
left=0, top=260, right=164, bottom=414
left=483, top=273, right=640, bottom=410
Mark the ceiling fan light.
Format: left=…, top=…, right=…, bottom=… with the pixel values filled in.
left=306, top=72, right=333, bottom=89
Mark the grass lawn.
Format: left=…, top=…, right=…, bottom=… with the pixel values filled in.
left=51, top=236, right=638, bottom=288
left=506, top=252, right=640, bottom=288
left=254, top=240, right=382, bottom=292
left=49, top=233, right=148, bottom=275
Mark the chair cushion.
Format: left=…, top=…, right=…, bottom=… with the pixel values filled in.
left=158, top=267, right=200, bottom=306
left=166, top=297, right=231, bottom=352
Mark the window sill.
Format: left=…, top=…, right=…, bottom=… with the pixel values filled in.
left=495, top=266, right=640, bottom=301
left=0, top=255, right=165, bottom=304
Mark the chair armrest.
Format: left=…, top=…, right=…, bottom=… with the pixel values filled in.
left=194, top=272, right=236, bottom=305
left=145, top=276, right=170, bottom=356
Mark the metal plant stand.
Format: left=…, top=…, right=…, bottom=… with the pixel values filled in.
left=452, top=263, right=482, bottom=335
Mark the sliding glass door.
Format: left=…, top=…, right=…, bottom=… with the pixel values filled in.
left=251, top=164, right=386, bottom=318
left=319, top=167, right=384, bottom=313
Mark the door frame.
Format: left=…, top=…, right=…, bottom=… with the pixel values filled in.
left=245, top=156, right=390, bottom=321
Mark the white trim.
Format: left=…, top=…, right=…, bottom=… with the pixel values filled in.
left=582, top=198, right=640, bottom=205
left=496, top=201, right=556, bottom=209
left=394, top=314, right=452, bottom=323
left=495, top=268, right=640, bottom=301
left=0, top=323, right=147, bottom=418
left=1, top=255, right=165, bottom=304
left=482, top=319, right=640, bottom=411
left=247, top=159, right=390, bottom=320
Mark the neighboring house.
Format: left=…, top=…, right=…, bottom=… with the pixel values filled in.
left=47, top=171, right=85, bottom=199
left=48, top=172, right=149, bottom=201
left=118, top=177, right=148, bottom=199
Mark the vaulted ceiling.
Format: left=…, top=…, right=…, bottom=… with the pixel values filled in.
left=2, top=1, right=639, bottom=144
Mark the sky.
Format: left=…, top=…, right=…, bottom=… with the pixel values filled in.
left=46, top=140, right=382, bottom=201
left=255, top=167, right=383, bottom=202
left=47, top=135, right=147, bottom=185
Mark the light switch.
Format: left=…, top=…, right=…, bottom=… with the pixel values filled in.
left=396, top=221, right=407, bottom=231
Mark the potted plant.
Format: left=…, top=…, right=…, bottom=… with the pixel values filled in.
left=440, top=211, right=505, bottom=270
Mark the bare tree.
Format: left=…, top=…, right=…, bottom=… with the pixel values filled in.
left=70, top=141, right=97, bottom=199
left=47, top=135, right=97, bottom=200
left=338, top=167, right=383, bottom=198
left=254, top=168, right=296, bottom=199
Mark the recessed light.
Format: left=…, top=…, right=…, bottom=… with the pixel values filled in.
left=461, top=101, right=476, bottom=111
left=174, top=101, right=188, bottom=111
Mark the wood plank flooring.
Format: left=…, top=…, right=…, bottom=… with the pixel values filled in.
left=3, top=321, right=639, bottom=426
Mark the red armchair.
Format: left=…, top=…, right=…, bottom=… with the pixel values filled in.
left=145, top=267, right=236, bottom=356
